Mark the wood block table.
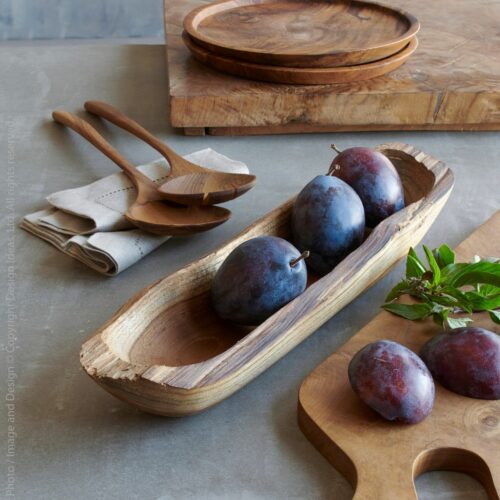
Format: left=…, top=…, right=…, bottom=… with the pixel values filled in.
left=164, top=0, right=500, bottom=136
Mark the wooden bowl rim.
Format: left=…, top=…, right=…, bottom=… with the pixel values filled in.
left=183, top=0, right=420, bottom=59
left=80, top=142, right=454, bottom=391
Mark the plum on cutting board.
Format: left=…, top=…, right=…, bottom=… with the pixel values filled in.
left=420, top=327, right=500, bottom=400
left=291, top=175, right=365, bottom=276
left=329, top=146, right=405, bottom=227
left=348, top=340, right=435, bottom=424
left=211, top=236, right=308, bottom=326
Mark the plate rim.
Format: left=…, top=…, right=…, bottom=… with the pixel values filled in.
left=184, top=0, right=420, bottom=61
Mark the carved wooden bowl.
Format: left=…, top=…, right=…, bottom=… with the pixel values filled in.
left=80, top=143, right=453, bottom=416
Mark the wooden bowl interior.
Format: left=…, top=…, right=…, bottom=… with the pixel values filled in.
left=104, top=150, right=435, bottom=368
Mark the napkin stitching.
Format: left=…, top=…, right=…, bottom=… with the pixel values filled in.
left=91, top=172, right=174, bottom=215
left=93, top=199, right=126, bottom=215
left=95, top=186, right=134, bottom=201
left=133, top=236, right=144, bottom=256
left=153, top=175, right=170, bottom=184
left=92, top=173, right=171, bottom=206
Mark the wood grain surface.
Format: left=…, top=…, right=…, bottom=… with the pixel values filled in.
left=165, top=0, right=500, bottom=134
left=80, top=143, right=453, bottom=416
left=298, top=211, right=500, bottom=499
left=184, top=0, right=419, bottom=68
left=183, top=32, right=417, bottom=85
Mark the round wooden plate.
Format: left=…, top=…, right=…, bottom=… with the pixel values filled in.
left=183, top=32, right=418, bottom=85
left=184, top=0, right=419, bottom=68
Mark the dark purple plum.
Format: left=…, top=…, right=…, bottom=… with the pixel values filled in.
left=348, top=340, right=435, bottom=424
left=291, top=175, right=365, bottom=276
left=212, top=236, right=307, bottom=326
left=420, top=327, right=500, bottom=400
left=330, top=146, right=405, bottom=227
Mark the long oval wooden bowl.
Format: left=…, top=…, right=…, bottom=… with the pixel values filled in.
left=80, top=143, right=454, bottom=417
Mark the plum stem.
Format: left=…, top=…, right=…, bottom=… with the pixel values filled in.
left=327, top=163, right=340, bottom=176
left=327, top=145, right=343, bottom=176
left=290, top=250, right=310, bottom=268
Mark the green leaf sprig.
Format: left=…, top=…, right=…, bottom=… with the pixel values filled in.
left=382, top=244, right=500, bottom=329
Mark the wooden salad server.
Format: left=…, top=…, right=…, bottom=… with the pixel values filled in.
left=83, top=101, right=256, bottom=206
left=52, top=110, right=231, bottom=236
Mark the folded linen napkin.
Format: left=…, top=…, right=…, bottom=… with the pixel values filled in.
left=20, top=149, right=249, bottom=276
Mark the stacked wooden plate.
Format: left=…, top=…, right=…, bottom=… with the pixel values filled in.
left=182, top=0, right=420, bottom=85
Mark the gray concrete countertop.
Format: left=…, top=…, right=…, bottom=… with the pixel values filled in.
left=0, top=43, right=498, bottom=500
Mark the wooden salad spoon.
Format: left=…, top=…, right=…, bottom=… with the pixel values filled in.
left=52, top=110, right=231, bottom=236
left=83, top=101, right=257, bottom=206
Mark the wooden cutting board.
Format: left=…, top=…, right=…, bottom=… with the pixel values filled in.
left=164, top=0, right=500, bottom=135
left=298, top=211, right=500, bottom=499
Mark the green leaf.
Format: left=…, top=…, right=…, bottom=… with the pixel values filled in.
left=440, top=287, right=474, bottom=313
left=432, top=314, right=445, bottom=329
left=446, top=316, right=473, bottom=329
left=385, top=280, right=413, bottom=302
left=436, top=244, right=455, bottom=268
left=489, top=310, right=500, bottom=324
left=442, top=262, right=500, bottom=288
left=429, top=302, right=458, bottom=328
left=426, top=294, right=459, bottom=308
left=406, top=248, right=426, bottom=279
left=382, top=302, right=432, bottom=320
left=476, top=283, right=498, bottom=296
left=464, top=291, right=500, bottom=311
left=423, top=245, right=441, bottom=285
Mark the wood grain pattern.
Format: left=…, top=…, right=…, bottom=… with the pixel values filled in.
left=184, top=0, right=419, bottom=68
left=52, top=110, right=231, bottom=235
left=84, top=100, right=256, bottom=206
left=298, top=212, right=500, bottom=500
left=165, top=0, right=500, bottom=134
left=80, top=143, right=453, bottom=416
left=183, top=32, right=417, bottom=85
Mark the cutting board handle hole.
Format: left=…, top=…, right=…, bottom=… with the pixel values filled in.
left=413, top=448, right=497, bottom=499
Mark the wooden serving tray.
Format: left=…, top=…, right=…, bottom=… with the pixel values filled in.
left=80, top=143, right=453, bottom=416
left=183, top=0, right=419, bottom=68
left=298, top=211, right=500, bottom=499
left=183, top=33, right=418, bottom=85
left=164, top=0, right=500, bottom=135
